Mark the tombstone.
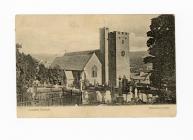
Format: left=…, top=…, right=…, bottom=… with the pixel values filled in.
left=118, top=76, right=122, bottom=96
left=142, top=93, right=148, bottom=103
left=148, top=94, right=153, bottom=98
left=82, top=91, right=89, bottom=104
left=139, top=92, right=143, bottom=100
left=123, top=94, right=127, bottom=102
left=122, top=76, right=128, bottom=94
left=152, top=96, right=157, bottom=103
left=104, top=90, right=112, bottom=104
left=134, top=88, right=138, bottom=98
left=43, top=81, right=47, bottom=87
left=96, top=91, right=103, bottom=103
left=80, top=79, right=83, bottom=91
left=126, top=92, right=132, bottom=102
left=129, top=86, right=134, bottom=99
left=148, top=94, right=153, bottom=103
left=54, top=84, right=59, bottom=88
left=116, top=96, right=124, bottom=104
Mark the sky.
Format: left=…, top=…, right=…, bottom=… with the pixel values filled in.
left=16, top=14, right=159, bottom=55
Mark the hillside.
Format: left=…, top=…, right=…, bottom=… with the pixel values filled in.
left=31, top=53, right=62, bottom=68
left=129, top=51, right=149, bottom=73
left=31, top=51, right=149, bottom=70
left=129, top=51, right=148, bottom=66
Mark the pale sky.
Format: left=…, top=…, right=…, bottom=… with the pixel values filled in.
left=16, top=14, right=159, bottom=55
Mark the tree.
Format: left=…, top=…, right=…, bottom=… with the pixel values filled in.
left=47, top=65, right=65, bottom=85
left=144, top=15, right=175, bottom=93
left=16, top=43, right=38, bottom=105
left=37, top=63, right=48, bottom=84
left=16, top=43, right=66, bottom=105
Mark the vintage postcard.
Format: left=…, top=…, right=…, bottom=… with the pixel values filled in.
left=16, top=14, right=176, bottom=117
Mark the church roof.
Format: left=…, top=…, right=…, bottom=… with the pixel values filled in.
left=51, top=50, right=100, bottom=71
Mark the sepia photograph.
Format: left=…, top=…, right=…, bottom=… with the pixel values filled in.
left=16, top=14, right=176, bottom=117
left=1, top=0, right=193, bottom=139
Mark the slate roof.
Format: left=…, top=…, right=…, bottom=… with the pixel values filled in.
left=51, top=50, right=100, bottom=71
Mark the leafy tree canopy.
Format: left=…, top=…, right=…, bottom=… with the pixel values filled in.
left=144, top=15, right=175, bottom=91
left=16, top=43, right=65, bottom=103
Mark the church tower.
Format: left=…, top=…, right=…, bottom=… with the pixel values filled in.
left=100, top=27, right=130, bottom=87
left=108, top=31, right=130, bottom=87
left=100, top=27, right=109, bottom=85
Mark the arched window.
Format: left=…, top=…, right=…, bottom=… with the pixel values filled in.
left=92, top=65, right=97, bottom=77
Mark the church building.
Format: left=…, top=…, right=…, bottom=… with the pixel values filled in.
left=51, top=27, right=131, bottom=87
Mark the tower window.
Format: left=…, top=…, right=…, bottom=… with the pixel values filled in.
left=92, top=65, right=97, bottom=77
left=121, top=51, right=125, bottom=56
left=122, top=40, right=124, bottom=44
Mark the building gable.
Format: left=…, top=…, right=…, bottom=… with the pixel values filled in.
left=84, top=53, right=102, bottom=84
left=51, top=50, right=99, bottom=71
